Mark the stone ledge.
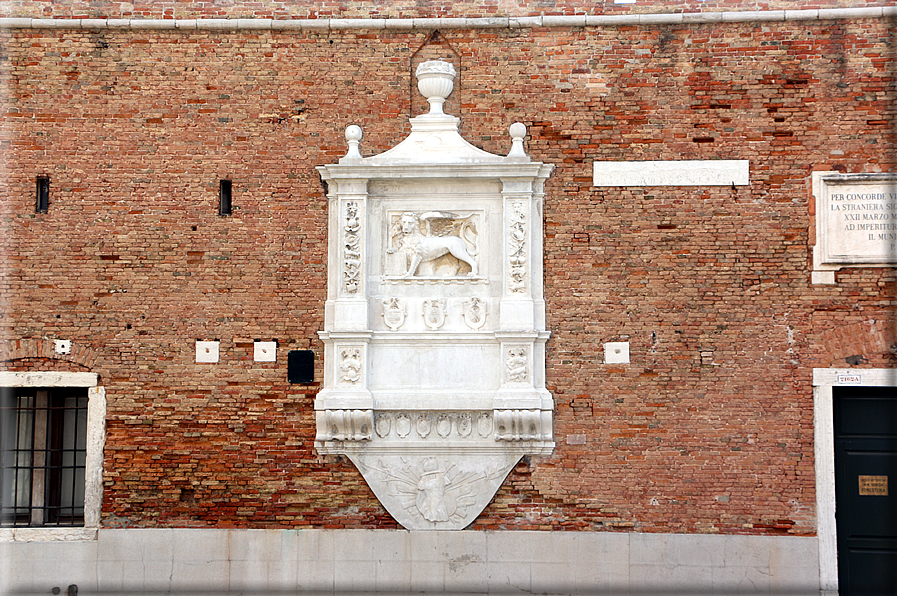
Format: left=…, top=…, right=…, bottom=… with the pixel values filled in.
left=0, top=529, right=821, bottom=594
left=0, top=371, right=99, bottom=387
left=0, top=9, right=889, bottom=30
left=0, top=527, right=98, bottom=542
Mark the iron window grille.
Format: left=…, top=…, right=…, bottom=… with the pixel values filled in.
left=0, top=387, right=88, bottom=527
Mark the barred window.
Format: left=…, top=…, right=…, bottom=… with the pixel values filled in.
left=0, top=387, right=88, bottom=527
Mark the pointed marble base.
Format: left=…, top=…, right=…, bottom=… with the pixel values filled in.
left=347, top=452, right=522, bottom=530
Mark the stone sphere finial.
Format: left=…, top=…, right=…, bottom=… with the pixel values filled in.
left=507, top=122, right=528, bottom=160
left=343, top=124, right=363, bottom=161
left=415, top=60, right=457, bottom=116
left=345, top=124, right=363, bottom=142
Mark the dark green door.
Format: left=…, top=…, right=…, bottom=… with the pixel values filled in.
left=834, top=386, right=897, bottom=595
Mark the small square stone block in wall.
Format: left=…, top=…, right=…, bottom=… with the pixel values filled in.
left=254, top=341, right=276, bottom=362
left=604, top=342, right=630, bottom=364
left=196, top=341, right=219, bottom=363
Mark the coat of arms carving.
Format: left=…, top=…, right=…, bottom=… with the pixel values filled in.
left=382, top=297, right=406, bottom=331
left=422, top=299, right=446, bottom=330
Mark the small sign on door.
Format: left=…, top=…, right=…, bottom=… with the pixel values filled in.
left=858, top=475, right=888, bottom=496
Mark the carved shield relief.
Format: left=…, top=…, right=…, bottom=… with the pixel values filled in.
left=422, top=299, right=446, bottom=330
left=382, top=298, right=406, bottom=331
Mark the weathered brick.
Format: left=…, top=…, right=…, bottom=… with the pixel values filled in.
left=0, top=10, right=894, bottom=535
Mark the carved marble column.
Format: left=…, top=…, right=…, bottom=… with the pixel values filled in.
left=316, top=130, right=374, bottom=438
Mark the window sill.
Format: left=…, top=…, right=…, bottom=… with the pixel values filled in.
left=0, top=527, right=97, bottom=542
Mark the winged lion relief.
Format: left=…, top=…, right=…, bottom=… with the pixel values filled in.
left=386, top=211, right=480, bottom=277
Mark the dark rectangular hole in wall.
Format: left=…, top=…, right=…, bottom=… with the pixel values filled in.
left=288, top=350, right=314, bottom=384
left=219, top=180, right=232, bottom=216
left=36, top=176, right=49, bottom=213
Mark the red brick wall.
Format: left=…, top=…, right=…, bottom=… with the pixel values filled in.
left=1, top=1, right=894, bottom=19
left=1, top=16, right=895, bottom=533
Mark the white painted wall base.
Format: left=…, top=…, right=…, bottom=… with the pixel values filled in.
left=1, top=529, right=819, bottom=594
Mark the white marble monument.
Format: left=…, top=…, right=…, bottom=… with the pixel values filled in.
left=315, top=60, right=554, bottom=530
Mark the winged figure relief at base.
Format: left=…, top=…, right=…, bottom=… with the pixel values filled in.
left=365, top=457, right=504, bottom=525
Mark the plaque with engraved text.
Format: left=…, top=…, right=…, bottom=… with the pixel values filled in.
left=858, top=475, right=888, bottom=496
left=814, top=173, right=897, bottom=271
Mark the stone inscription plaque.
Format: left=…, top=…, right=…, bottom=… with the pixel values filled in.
left=826, top=184, right=897, bottom=260
left=858, top=475, right=888, bottom=496
left=814, top=173, right=897, bottom=269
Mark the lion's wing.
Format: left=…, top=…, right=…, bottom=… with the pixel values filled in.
left=419, top=211, right=461, bottom=237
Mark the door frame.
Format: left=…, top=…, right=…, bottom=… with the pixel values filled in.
left=813, top=368, right=897, bottom=594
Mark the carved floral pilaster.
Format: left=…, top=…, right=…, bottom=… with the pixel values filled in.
left=508, top=200, right=527, bottom=293
left=343, top=201, right=362, bottom=294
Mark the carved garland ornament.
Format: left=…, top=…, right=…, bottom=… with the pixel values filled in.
left=343, top=201, right=361, bottom=293
left=339, top=348, right=362, bottom=384
left=506, top=347, right=528, bottom=383
left=508, top=201, right=527, bottom=293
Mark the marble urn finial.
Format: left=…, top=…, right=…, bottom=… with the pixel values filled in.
left=416, top=60, right=456, bottom=116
